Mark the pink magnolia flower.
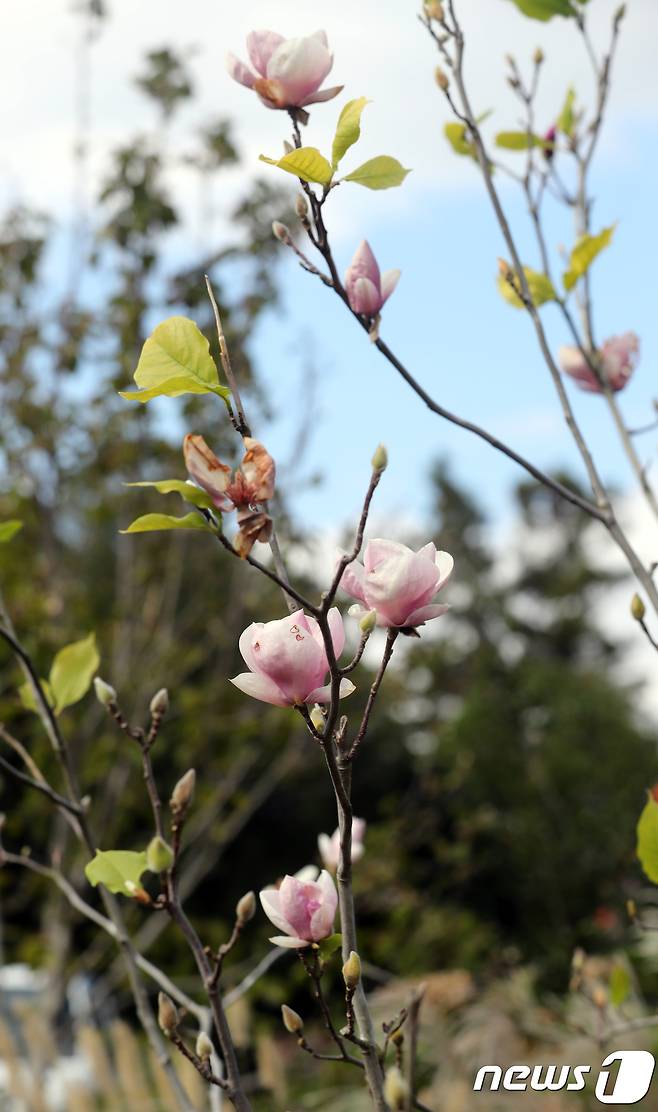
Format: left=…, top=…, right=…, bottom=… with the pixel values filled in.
left=341, top=539, right=453, bottom=630
left=558, top=332, right=639, bottom=394
left=345, top=241, right=401, bottom=317
left=231, top=609, right=355, bottom=707
left=260, top=867, right=338, bottom=948
left=226, top=30, right=343, bottom=110
left=318, top=819, right=366, bottom=872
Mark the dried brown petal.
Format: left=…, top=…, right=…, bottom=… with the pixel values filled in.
left=183, top=434, right=233, bottom=510
left=234, top=510, right=273, bottom=558
left=241, top=438, right=276, bottom=502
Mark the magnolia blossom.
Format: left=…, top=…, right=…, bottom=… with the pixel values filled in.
left=318, top=819, right=366, bottom=872
left=231, top=609, right=355, bottom=707
left=260, top=866, right=338, bottom=948
left=558, top=332, right=639, bottom=394
left=184, top=434, right=275, bottom=556
left=345, top=241, right=400, bottom=317
left=226, top=30, right=342, bottom=110
left=341, top=539, right=453, bottom=630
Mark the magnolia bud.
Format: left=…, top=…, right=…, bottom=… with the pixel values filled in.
left=94, top=677, right=117, bottom=708
left=614, top=3, right=626, bottom=26
left=533, top=47, right=544, bottom=65
left=631, top=594, right=646, bottom=621
left=295, top=194, right=308, bottom=219
left=342, top=951, right=361, bottom=990
left=170, top=769, right=196, bottom=814
left=158, top=992, right=178, bottom=1037
left=371, top=443, right=388, bottom=472
left=424, top=0, right=444, bottom=19
left=272, top=221, right=292, bottom=245
left=150, top=688, right=169, bottom=718
left=434, top=66, right=449, bottom=92
left=310, top=705, right=325, bottom=732
left=281, top=1004, right=304, bottom=1034
left=236, top=890, right=257, bottom=924
left=196, top=1031, right=214, bottom=1060
left=384, top=1066, right=409, bottom=1109
left=146, top=835, right=174, bottom=874
left=359, top=610, right=377, bottom=635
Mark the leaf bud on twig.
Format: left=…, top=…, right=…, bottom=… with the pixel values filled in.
left=359, top=610, right=377, bottom=635
left=196, top=1031, right=214, bottom=1060
left=631, top=593, right=646, bottom=621
left=342, top=950, right=362, bottom=990
left=281, top=1004, right=304, bottom=1034
left=149, top=688, right=169, bottom=718
left=434, top=65, right=450, bottom=92
left=94, top=677, right=117, bottom=709
left=158, top=992, right=179, bottom=1037
left=146, top=835, right=174, bottom=874
left=371, top=443, right=388, bottom=472
left=295, top=193, right=309, bottom=219
left=272, top=221, right=293, bottom=245
left=170, top=769, right=196, bottom=815
left=384, top=1066, right=410, bottom=1109
left=533, top=47, right=544, bottom=65
left=310, top=705, right=326, bottom=732
left=424, top=0, right=444, bottom=19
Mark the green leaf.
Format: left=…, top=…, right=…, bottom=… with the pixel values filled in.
left=637, top=794, right=658, bottom=883
left=317, top=933, right=343, bottom=963
left=120, top=512, right=213, bottom=534
left=563, top=225, right=615, bottom=291
left=506, top=0, right=577, bottom=20
left=0, top=520, right=23, bottom=544
left=497, top=266, right=557, bottom=309
left=259, top=147, right=333, bottom=186
left=495, top=131, right=543, bottom=150
left=120, top=316, right=229, bottom=404
left=331, top=97, right=370, bottom=169
left=557, top=87, right=576, bottom=137
left=609, top=963, right=631, bottom=1008
left=18, top=678, right=55, bottom=715
left=85, top=849, right=149, bottom=896
left=125, top=480, right=215, bottom=510
left=343, top=156, right=411, bottom=190
left=444, top=122, right=477, bottom=159
left=49, top=633, right=100, bottom=714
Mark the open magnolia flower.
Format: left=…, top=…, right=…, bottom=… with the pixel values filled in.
left=345, top=241, right=400, bottom=318
left=318, top=818, right=366, bottom=872
left=558, top=332, right=639, bottom=394
left=231, top=609, right=355, bottom=707
left=183, top=434, right=275, bottom=557
left=226, top=30, right=342, bottom=111
left=260, top=866, right=338, bottom=948
left=341, top=539, right=453, bottom=630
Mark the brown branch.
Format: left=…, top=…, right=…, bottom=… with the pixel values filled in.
left=346, top=630, right=398, bottom=763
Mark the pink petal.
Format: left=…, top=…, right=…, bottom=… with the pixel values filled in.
left=403, top=603, right=450, bottom=628
left=230, top=672, right=290, bottom=707
left=352, top=818, right=367, bottom=844
left=225, top=52, right=256, bottom=89
left=295, top=865, right=320, bottom=882
left=435, top=550, right=454, bottom=590
left=266, top=34, right=333, bottom=106
left=364, top=538, right=406, bottom=573
left=348, top=277, right=382, bottom=316
left=558, top=344, right=602, bottom=393
left=301, top=84, right=344, bottom=106
left=381, top=268, right=401, bottom=304
left=310, top=870, right=338, bottom=940
left=238, top=623, right=264, bottom=673
left=348, top=240, right=380, bottom=288
left=259, top=887, right=294, bottom=935
left=340, top=560, right=367, bottom=605
left=307, top=678, right=355, bottom=704
left=269, top=935, right=310, bottom=948
left=327, top=607, right=345, bottom=658
left=246, top=610, right=326, bottom=702
left=318, top=833, right=336, bottom=869
left=246, top=30, right=285, bottom=77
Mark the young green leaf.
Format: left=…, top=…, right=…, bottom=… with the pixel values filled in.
left=637, top=793, right=658, bottom=883
left=120, top=316, right=230, bottom=404
left=506, top=0, right=577, bottom=19
left=343, top=156, right=410, bottom=190
left=125, top=479, right=215, bottom=510
left=609, top=963, right=631, bottom=1008
left=563, top=225, right=615, bottom=291
left=18, top=678, right=55, bottom=715
left=85, top=849, right=149, bottom=896
left=444, top=122, right=477, bottom=159
left=49, top=632, right=100, bottom=714
left=495, top=131, right=543, bottom=150
left=317, top=933, right=343, bottom=963
left=0, top=520, right=23, bottom=544
left=120, top=512, right=214, bottom=534
left=331, top=97, right=369, bottom=169
left=259, top=147, right=333, bottom=186
left=557, top=87, right=576, bottom=137
left=497, top=266, right=557, bottom=309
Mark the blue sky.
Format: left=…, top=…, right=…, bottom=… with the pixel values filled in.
left=3, top=0, right=658, bottom=540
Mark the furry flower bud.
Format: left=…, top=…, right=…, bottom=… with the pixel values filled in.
left=371, top=443, right=388, bottom=472
left=434, top=65, right=449, bottom=91
left=631, top=594, right=646, bottom=621
left=272, top=221, right=292, bottom=245
left=295, top=194, right=308, bottom=219
left=342, top=951, right=361, bottom=990
left=384, top=1066, right=409, bottom=1109
left=146, top=836, right=174, bottom=874
left=359, top=610, right=377, bottom=635
left=158, top=993, right=179, bottom=1037
left=281, top=1004, right=304, bottom=1034
left=149, top=688, right=169, bottom=718
left=170, top=769, right=196, bottom=816
left=424, top=0, right=444, bottom=19
left=236, top=890, right=257, bottom=924
left=94, top=677, right=117, bottom=709
left=196, top=1031, right=214, bottom=1060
